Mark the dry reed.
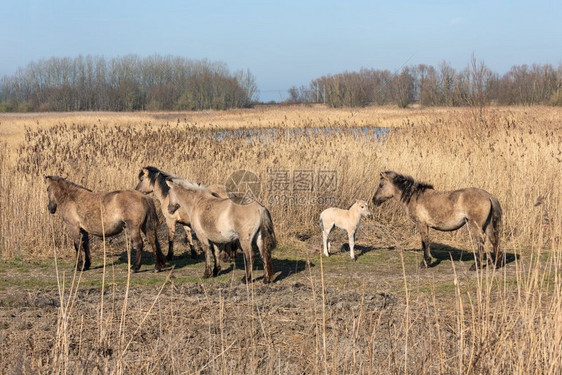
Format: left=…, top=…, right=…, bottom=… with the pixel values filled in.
left=0, top=105, right=560, bottom=373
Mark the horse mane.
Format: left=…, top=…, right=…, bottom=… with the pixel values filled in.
left=142, top=166, right=178, bottom=197
left=141, top=166, right=208, bottom=196
left=384, top=171, right=434, bottom=203
left=170, top=178, right=208, bottom=192
left=47, top=175, right=92, bottom=192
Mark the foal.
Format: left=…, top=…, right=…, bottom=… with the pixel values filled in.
left=320, top=200, right=372, bottom=260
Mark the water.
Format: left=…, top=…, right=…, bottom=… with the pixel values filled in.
left=207, top=126, right=389, bottom=142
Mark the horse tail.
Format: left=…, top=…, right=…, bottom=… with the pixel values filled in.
left=488, top=195, right=503, bottom=266
left=258, top=207, right=276, bottom=282
left=145, top=197, right=166, bottom=268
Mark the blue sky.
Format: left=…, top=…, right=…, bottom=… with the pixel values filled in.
left=1, top=0, right=561, bottom=101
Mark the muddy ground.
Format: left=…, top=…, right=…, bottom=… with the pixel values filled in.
left=0, top=222, right=522, bottom=374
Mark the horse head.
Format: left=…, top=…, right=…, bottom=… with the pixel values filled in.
left=372, top=171, right=396, bottom=206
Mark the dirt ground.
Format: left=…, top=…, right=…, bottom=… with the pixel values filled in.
left=0, top=222, right=523, bottom=374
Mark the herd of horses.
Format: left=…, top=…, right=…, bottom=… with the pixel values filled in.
left=45, top=167, right=504, bottom=283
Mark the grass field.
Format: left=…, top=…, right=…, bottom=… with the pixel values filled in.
left=0, top=105, right=561, bottom=373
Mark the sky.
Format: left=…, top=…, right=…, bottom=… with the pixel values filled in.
left=1, top=0, right=561, bottom=102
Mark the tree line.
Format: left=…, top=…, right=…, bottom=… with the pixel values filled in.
left=0, top=55, right=258, bottom=112
left=288, top=57, right=562, bottom=108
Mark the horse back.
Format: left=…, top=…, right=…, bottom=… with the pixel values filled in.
left=414, top=187, right=497, bottom=230
left=195, top=196, right=262, bottom=242
left=73, top=189, right=153, bottom=236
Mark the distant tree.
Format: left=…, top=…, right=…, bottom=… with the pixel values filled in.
left=0, top=55, right=256, bottom=112
left=394, top=67, right=415, bottom=108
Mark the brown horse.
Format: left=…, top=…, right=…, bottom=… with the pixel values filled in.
left=166, top=179, right=276, bottom=283
left=45, top=176, right=166, bottom=272
left=372, top=171, right=502, bottom=269
left=135, top=166, right=236, bottom=260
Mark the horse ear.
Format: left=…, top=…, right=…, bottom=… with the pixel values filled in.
left=44, top=175, right=52, bottom=182
left=165, top=179, right=174, bottom=188
left=381, top=171, right=394, bottom=180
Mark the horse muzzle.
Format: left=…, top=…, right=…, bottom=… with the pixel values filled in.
left=48, top=203, right=57, bottom=214
left=372, top=197, right=386, bottom=207
left=168, top=203, right=180, bottom=215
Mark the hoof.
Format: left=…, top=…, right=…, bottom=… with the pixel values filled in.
left=240, top=276, right=250, bottom=284
left=190, top=250, right=199, bottom=259
left=132, top=267, right=140, bottom=273
left=77, top=263, right=90, bottom=271
left=213, top=265, right=221, bottom=277
left=469, top=263, right=477, bottom=271
left=419, top=258, right=431, bottom=268
left=202, top=269, right=212, bottom=279
left=263, top=277, right=271, bottom=284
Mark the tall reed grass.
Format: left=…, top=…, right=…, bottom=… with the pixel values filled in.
left=0, top=105, right=560, bottom=373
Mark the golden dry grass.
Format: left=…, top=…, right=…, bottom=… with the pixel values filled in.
left=0, top=104, right=561, bottom=374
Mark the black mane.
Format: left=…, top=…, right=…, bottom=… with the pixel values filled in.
left=385, top=171, right=434, bottom=203
left=143, top=166, right=174, bottom=197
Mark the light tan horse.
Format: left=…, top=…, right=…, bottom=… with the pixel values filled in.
left=320, top=200, right=372, bottom=260
left=135, top=166, right=231, bottom=260
left=45, top=176, right=166, bottom=272
left=166, top=179, right=276, bottom=283
left=372, top=171, right=503, bottom=269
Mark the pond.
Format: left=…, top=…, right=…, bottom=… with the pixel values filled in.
left=207, top=126, right=390, bottom=142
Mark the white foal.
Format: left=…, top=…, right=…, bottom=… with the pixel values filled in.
left=320, top=199, right=372, bottom=260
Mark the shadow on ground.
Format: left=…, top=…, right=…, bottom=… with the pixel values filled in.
left=416, top=242, right=519, bottom=268
left=212, top=253, right=313, bottom=283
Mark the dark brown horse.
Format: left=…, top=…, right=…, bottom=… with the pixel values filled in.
left=372, top=171, right=503, bottom=269
left=45, top=176, right=166, bottom=272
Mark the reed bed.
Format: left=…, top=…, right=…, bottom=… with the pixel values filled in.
left=0, top=105, right=561, bottom=373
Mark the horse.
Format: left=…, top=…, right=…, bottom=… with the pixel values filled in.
left=45, top=176, right=166, bottom=272
left=320, top=200, right=372, bottom=260
left=166, top=179, right=276, bottom=283
left=135, top=166, right=237, bottom=260
left=372, top=171, right=503, bottom=269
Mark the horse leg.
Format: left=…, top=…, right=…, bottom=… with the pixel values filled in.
left=130, top=229, right=144, bottom=273
left=143, top=222, right=166, bottom=272
left=197, top=238, right=213, bottom=279
left=468, top=221, right=486, bottom=271
left=81, top=229, right=91, bottom=271
left=164, top=218, right=176, bottom=261
left=183, top=225, right=200, bottom=259
left=486, top=219, right=503, bottom=268
left=348, top=230, right=356, bottom=261
left=240, top=238, right=254, bottom=284
left=219, top=243, right=232, bottom=263
left=322, top=223, right=332, bottom=257
left=417, top=223, right=432, bottom=268
left=256, top=232, right=273, bottom=284
left=70, top=227, right=85, bottom=271
left=211, top=242, right=222, bottom=277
